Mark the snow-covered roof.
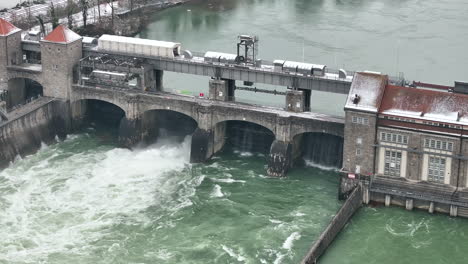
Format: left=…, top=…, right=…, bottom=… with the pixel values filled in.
left=43, top=25, right=82, bottom=44
left=379, top=85, right=468, bottom=125
left=0, top=18, right=21, bottom=36
left=345, top=72, right=388, bottom=113
left=99, top=34, right=180, bottom=49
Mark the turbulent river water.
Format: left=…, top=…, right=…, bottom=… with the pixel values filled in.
left=2, top=0, right=468, bottom=263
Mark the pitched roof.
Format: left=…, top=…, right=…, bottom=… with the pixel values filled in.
left=379, top=85, right=468, bottom=125
left=43, top=25, right=82, bottom=44
left=0, top=18, right=21, bottom=36
left=344, top=72, right=388, bottom=113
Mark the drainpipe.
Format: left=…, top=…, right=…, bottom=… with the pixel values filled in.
left=454, top=128, right=464, bottom=194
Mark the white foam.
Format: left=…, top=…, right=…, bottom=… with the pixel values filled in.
left=212, top=178, right=246, bottom=184
left=282, top=232, right=301, bottom=250
left=0, top=135, right=195, bottom=263
left=210, top=184, right=224, bottom=198
left=221, top=245, right=246, bottom=262
left=304, top=160, right=339, bottom=171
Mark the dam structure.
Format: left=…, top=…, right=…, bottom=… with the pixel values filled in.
left=1, top=20, right=468, bottom=218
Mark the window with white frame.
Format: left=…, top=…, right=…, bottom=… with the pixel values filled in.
left=428, top=156, right=446, bottom=183
left=424, top=138, right=453, bottom=152
left=384, top=150, right=402, bottom=177
left=380, top=132, right=408, bottom=144
left=352, top=116, right=369, bottom=125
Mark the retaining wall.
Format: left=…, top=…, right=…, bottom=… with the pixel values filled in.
left=301, top=184, right=362, bottom=264
left=0, top=99, right=69, bottom=168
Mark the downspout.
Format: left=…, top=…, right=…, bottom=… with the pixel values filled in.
left=454, top=127, right=463, bottom=198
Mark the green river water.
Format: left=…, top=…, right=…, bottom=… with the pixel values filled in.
left=2, top=0, right=468, bottom=263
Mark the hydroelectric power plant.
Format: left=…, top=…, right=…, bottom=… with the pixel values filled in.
left=1, top=0, right=468, bottom=262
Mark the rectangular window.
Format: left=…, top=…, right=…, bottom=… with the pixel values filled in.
left=356, top=149, right=361, bottom=156
left=352, top=116, right=370, bottom=125
left=425, top=138, right=454, bottom=152
left=380, top=132, right=408, bottom=145
left=384, top=150, right=402, bottom=177
left=428, top=156, right=446, bottom=183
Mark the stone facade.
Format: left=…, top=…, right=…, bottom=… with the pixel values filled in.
left=40, top=39, right=82, bottom=99
left=342, top=110, right=377, bottom=176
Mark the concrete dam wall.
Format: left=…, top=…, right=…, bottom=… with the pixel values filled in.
left=0, top=99, right=69, bottom=168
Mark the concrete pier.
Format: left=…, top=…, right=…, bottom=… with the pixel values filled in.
left=267, top=140, right=292, bottom=177
left=190, top=128, right=213, bottom=163
left=118, top=117, right=144, bottom=148
left=385, top=195, right=391, bottom=207
left=405, top=199, right=414, bottom=211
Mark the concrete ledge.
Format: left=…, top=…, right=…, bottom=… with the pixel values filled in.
left=301, top=184, right=363, bottom=264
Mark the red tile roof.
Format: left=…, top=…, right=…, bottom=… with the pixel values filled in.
left=379, top=85, right=468, bottom=124
left=0, top=18, right=20, bottom=36
left=43, top=25, right=81, bottom=44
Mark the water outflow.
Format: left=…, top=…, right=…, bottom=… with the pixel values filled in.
left=225, top=121, right=275, bottom=154
left=300, top=133, right=343, bottom=168
left=0, top=134, right=193, bottom=263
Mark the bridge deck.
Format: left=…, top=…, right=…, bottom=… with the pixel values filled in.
left=75, top=84, right=345, bottom=124
left=83, top=48, right=353, bottom=94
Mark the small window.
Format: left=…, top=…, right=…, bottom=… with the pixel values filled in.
left=356, top=149, right=361, bottom=156
left=356, top=137, right=362, bottom=144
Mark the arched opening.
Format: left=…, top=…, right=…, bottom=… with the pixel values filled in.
left=215, top=120, right=275, bottom=154
left=72, top=99, right=125, bottom=132
left=293, top=132, right=343, bottom=168
left=141, top=109, right=198, bottom=144
left=6, top=78, right=43, bottom=110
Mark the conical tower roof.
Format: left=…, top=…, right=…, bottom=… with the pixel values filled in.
left=43, top=25, right=82, bottom=44
left=0, top=18, right=21, bottom=36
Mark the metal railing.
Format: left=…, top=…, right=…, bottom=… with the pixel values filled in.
left=86, top=49, right=355, bottom=84
left=6, top=94, right=43, bottom=113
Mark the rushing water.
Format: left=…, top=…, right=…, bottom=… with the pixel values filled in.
left=0, top=131, right=341, bottom=263
left=2, top=0, right=468, bottom=263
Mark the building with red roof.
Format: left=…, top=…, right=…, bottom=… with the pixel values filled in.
left=344, top=72, right=468, bottom=214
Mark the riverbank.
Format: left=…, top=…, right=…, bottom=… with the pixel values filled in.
left=2, top=0, right=191, bottom=37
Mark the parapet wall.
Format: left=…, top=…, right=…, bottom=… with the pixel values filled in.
left=301, top=184, right=363, bottom=264
left=0, top=99, right=70, bottom=168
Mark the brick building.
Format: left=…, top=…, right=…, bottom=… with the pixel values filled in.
left=343, top=72, right=468, bottom=216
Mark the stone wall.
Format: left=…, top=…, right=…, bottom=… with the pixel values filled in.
left=301, top=184, right=363, bottom=264
left=0, top=99, right=70, bottom=168
left=343, top=110, right=377, bottom=175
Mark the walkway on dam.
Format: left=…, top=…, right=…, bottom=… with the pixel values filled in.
left=2, top=97, right=54, bottom=124
left=75, top=85, right=346, bottom=124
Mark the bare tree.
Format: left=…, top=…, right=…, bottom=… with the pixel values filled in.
left=97, top=0, right=101, bottom=22
left=79, top=0, right=90, bottom=28
left=66, top=0, right=77, bottom=29
left=26, top=5, right=33, bottom=30
left=36, top=15, right=46, bottom=36
left=49, top=2, right=59, bottom=29
left=104, top=0, right=115, bottom=28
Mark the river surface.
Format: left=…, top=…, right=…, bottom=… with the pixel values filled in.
left=2, top=0, right=468, bottom=263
